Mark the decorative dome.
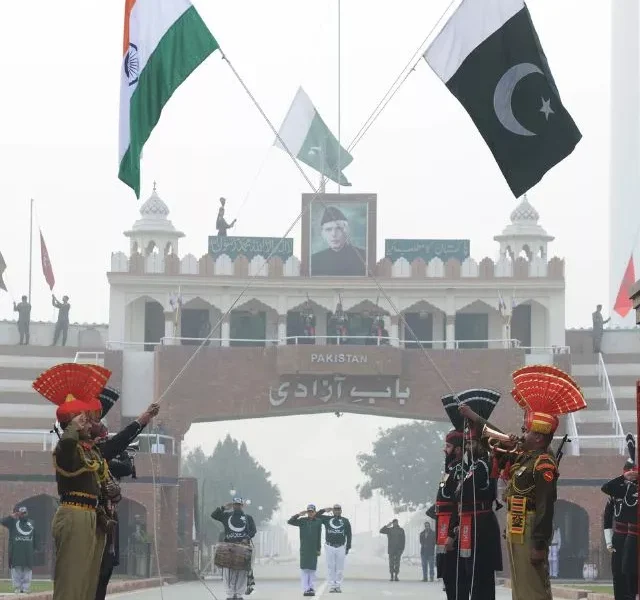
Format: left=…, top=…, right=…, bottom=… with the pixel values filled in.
left=509, top=195, right=539, bottom=224
left=494, top=194, right=553, bottom=261
left=140, top=188, right=170, bottom=217
left=124, top=183, right=184, bottom=243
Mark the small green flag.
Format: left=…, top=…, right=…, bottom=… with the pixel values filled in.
left=275, top=87, right=352, bottom=186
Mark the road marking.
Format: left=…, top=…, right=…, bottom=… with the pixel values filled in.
left=315, top=580, right=329, bottom=598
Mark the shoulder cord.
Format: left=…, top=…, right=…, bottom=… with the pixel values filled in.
left=52, top=445, right=108, bottom=481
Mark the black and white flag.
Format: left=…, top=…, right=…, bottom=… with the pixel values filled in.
left=424, top=0, right=581, bottom=197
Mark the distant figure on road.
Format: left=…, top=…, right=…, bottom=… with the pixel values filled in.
left=1, top=506, right=36, bottom=594
left=380, top=519, right=405, bottom=582
left=592, top=304, right=610, bottom=354
left=419, top=521, right=436, bottom=582
left=13, top=296, right=31, bottom=345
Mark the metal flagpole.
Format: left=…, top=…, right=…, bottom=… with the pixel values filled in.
left=28, top=198, right=33, bottom=303
left=337, top=0, right=341, bottom=194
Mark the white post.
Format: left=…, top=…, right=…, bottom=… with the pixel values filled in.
left=221, top=317, right=230, bottom=347
left=445, top=315, right=455, bottom=349
left=277, top=315, right=287, bottom=345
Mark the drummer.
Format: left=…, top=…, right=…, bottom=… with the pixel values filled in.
left=212, top=497, right=257, bottom=600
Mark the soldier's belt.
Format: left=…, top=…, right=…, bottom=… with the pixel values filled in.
left=435, top=501, right=454, bottom=515
left=60, top=492, right=98, bottom=509
left=614, top=523, right=629, bottom=535
left=460, top=501, right=493, bottom=513
left=629, top=523, right=638, bottom=537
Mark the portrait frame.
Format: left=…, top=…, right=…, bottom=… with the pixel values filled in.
left=301, top=193, right=377, bottom=277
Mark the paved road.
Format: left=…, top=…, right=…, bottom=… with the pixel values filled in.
left=110, top=579, right=514, bottom=599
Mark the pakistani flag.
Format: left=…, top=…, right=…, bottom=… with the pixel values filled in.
left=424, top=0, right=581, bottom=197
left=275, top=87, right=352, bottom=186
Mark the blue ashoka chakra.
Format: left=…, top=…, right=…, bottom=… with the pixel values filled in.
left=124, top=42, right=139, bottom=86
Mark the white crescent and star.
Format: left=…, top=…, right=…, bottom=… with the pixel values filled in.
left=329, top=517, right=343, bottom=530
left=227, top=515, right=247, bottom=533
left=15, top=521, right=33, bottom=536
left=493, top=62, right=555, bottom=137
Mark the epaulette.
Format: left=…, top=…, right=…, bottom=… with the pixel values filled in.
left=534, top=453, right=557, bottom=483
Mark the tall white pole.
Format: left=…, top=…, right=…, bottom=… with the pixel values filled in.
left=337, top=0, right=341, bottom=194
left=610, top=2, right=640, bottom=327
left=28, top=198, right=33, bottom=303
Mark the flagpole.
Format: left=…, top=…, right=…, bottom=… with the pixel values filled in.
left=337, top=0, right=341, bottom=194
left=28, top=198, right=33, bottom=303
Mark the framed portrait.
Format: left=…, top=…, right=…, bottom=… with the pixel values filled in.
left=301, top=193, right=377, bottom=277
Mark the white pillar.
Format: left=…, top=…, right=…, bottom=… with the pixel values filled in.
left=277, top=315, right=287, bottom=345
left=390, top=316, right=399, bottom=347
left=221, top=316, right=230, bottom=347
left=164, top=312, right=177, bottom=345
left=445, top=315, right=455, bottom=349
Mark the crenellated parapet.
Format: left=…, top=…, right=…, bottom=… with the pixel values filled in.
left=110, top=251, right=564, bottom=280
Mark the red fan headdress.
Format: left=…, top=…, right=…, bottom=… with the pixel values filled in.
left=33, top=363, right=112, bottom=422
left=511, top=365, right=586, bottom=435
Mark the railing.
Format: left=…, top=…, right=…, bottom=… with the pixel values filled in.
left=565, top=413, right=580, bottom=455
left=0, top=429, right=176, bottom=454
left=596, top=352, right=626, bottom=454
left=158, top=336, right=526, bottom=349
left=0, top=428, right=58, bottom=450
left=74, top=351, right=105, bottom=364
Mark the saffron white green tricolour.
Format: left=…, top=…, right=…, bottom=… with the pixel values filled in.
left=118, top=0, right=220, bottom=198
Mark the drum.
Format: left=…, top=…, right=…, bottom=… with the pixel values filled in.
left=214, top=542, right=253, bottom=571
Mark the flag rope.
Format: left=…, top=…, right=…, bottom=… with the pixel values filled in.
left=144, top=2, right=483, bottom=596
left=348, top=0, right=460, bottom=151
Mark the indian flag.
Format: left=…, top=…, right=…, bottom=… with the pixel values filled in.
left=118, top=0, right=219, bottom=198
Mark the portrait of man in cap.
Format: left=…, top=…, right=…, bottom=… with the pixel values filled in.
left=310, top=204, right=367, bottom=276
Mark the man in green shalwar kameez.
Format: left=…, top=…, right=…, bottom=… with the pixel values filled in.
left=288, top=504, right=323, bottom=597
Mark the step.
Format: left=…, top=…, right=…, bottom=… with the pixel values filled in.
left=581, top=386, right=636, bottom=399
left=575, top=375, right=640, bottom=388
left=574, top=395, right=637, bottom=412
left=572, top=363, right=640, bottom=377
left=574, top=409, right=637, bottom=424
left=571, top=353, right=640, bottom=365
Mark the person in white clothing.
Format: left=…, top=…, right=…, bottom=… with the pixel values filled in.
left=318, top=504, right=352, bottom=594
left=549, top=524, right=561, bottom=578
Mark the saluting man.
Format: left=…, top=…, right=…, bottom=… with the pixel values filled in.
left=318, top=504, right=352, bottom=593
left=288, top=505, right=323, bottom=597
left=1, top=507, right=36, bottom=594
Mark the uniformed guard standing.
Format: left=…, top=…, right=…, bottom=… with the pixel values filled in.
left=459, top=365, right=587, bottom=600
left=431, top=422, right=466, bottom=600
left=451, top=389, right=503, bottom=600
left=601, top=434, right=638, bottom=600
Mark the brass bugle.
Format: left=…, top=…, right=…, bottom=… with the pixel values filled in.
left=481, top=424, right=524, bottom=455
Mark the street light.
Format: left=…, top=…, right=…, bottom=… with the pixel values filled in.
left=245, top=499, right=252, bottom=506
left=230, top=488, right=236, bottom=497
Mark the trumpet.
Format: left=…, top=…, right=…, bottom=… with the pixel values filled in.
left=481, top=424, right=524, bottom=455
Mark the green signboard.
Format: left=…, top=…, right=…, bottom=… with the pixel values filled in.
left=384, top=239, right=470, bottom=264
left=208, top=236, right=294, bottom=261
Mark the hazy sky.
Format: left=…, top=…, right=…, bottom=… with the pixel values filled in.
left=0, top=0, right=611, bottom=328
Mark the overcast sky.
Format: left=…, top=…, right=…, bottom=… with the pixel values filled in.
left=0, top=0, right=611, bottom=328
left=0, top=1, right=617, bottom=532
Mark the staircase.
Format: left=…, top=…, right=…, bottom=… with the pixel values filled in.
left=570, top=353, right=637, bottom=455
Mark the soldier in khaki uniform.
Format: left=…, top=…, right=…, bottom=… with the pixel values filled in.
left=459, top=365, right=587, bottom=600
